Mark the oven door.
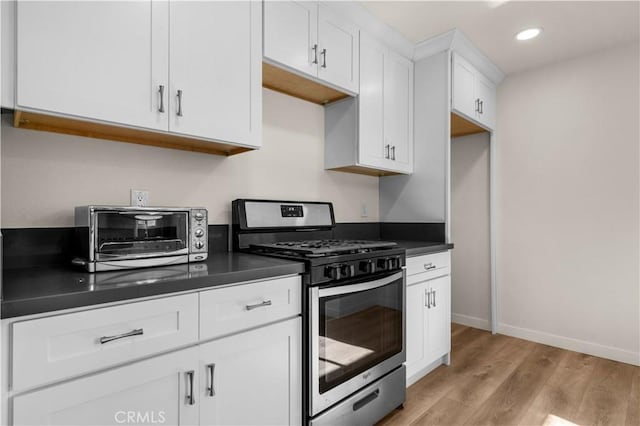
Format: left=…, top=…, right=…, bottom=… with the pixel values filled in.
left=309, top=269, right=406, bottom=417
left=93, top=210, right=189, bottom=261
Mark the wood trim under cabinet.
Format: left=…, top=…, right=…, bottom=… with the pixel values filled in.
left=450, top=112, right=487, bottom=138
left=13, top=110, right=255, bottom=156
left=262, top=62, right=350, bottom=105
left=327, top=165, right=402, bottom=177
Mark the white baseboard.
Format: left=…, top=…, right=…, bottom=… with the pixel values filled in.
left=452, top=313, right=491, bottom=331
left=498, top=323, right=640, bottom=366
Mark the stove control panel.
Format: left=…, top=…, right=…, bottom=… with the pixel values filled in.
left=314, top=251, right=405, bottom=285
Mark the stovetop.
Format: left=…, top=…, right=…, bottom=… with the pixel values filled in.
left=250, top=239, right=398, bottom=257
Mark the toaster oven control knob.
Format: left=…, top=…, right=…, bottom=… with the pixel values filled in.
left=360, top=260, right=376, bottom=274
left=340, top=264, right=355, bottom=278
left=195, top=241, right=205, bottom=250
left=325, top=265, right=341, bottom=280
left=194, top=228, right=205, bottom=238
left=194, top=212, right=205, bottom=221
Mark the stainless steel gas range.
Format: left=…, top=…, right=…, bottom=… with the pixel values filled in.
left=232, top=199, right=406, bottom=425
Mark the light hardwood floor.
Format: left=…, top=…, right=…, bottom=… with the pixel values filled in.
left=378, top=324, right=639, bottom=426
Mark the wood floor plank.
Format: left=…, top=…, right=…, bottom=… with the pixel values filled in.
left=411, top=397, right=475, bottom=426
left=451, top=322, right=467, bottom=337
left=626, top=367, right=640, bottom=426
left=517, top=351, right=597, bottom=425
left=446, top=337, right=535, bottom=409
left=462, top=344, right=565, bottom=426
left=575, top=358, right=636, bottom=426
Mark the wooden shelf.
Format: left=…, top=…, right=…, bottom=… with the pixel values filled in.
left=262, top=62, right=351, bottom=105
left=13, top=110, right=255, bottom=156
left=451, top=112, right=487, bottom=137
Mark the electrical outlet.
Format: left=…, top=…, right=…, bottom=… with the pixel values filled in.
left=130, top=189, right=149, bottom=207
left=360, top=202, right=368, bottom=218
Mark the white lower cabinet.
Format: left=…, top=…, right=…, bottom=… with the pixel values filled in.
left=13, top=347, right=199, bottom=426
left=199, top=318, right=301, bottom=426
left=405, top=253, right=451, bottom=385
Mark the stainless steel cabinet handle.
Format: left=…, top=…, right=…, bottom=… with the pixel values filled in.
left=245, top=300, right=272, bottom=311
left=425, top=288, right=430, bottom=308
left=186, top=370, right=195, bottom=405
left=385, top=144, right=390, bottom=159
left=424, top=263, right=436, bottom=270
left=206, top=364, right=216, bottom=397
left=479, top=100, right=484, bottom=114
left=99, top=328, right=143, bottom=344
left=158, top=85, right=165, bottom=113
left=391, top=146, right=396, bottom=160
left=433, top=290, right=437, bottom=307
left=312, top=44, right=318, bottom=64
left=475, top=98, right=480, bottom=112
left=177, top=89, right=183, bottom=117
left=321, top=48, right=327, bottom=68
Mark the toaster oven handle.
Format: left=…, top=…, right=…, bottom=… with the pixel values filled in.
left=118, top=212, right=172, bottom=216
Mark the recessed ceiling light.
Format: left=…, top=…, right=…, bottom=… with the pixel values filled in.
left=515, top=27, right=542, bottom=41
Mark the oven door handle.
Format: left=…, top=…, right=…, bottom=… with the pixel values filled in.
left=318, top=271, right=404, bottom=297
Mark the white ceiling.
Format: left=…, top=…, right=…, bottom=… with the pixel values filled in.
left=360, top=1, right=640, bottom=75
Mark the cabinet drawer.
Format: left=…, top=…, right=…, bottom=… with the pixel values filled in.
left=11, top=293, right=198, bottom=392
left=406, top=251, right=451, bottom=284
left=200, top=275, right=301, bottom=340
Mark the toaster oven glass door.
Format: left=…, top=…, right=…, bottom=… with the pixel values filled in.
left=94, top=211, right=189, bottom=260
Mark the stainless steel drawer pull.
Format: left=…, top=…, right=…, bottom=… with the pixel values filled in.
left=424, top=263, right=436, bottom=270
left=321, top=48, right=327, bottom=68
left=479, top=100, right=484, bottom=114
left=425, top=289, right=430, bottom=308
left=385, top=144, right=390, bottom=159
left=312, top=44, right=318, bottom=64
left=186, top=370, right=195, bottom=405
left=245, top=300, right=272, bottom=311
left=391, top=146, right=396, bottom=160
left=206, top=363, right=216, bottom=397
left=353, top=389, right=379, bottom=412
left=158, top=85, right=165, bottom=113
left=99, top=328, right=143, bottom=344
left=433, top=290, right=437, bottom=307
left=177, top=89, right=183, bottom=117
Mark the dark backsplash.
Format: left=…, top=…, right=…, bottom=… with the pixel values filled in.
left=2, top=222, right=444, bottom=269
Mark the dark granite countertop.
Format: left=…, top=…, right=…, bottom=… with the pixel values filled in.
left=392, top=241, right=454, bottom=257
left=1, top=253, right=305, bottom=319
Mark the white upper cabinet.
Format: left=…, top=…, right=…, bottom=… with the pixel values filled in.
left=263, top=1, right=318, bottom=77
left=169, top=1, right=261, bottom=147
left=316, top=5, right=359, bottom=93
left=263, top=0, right=359, bottom=94
left=15, top=0, right=261, bottom=151
left=16, top=1, right=168, bottom=131
left=452, top=52, right=496, bottom=130
left=325, top=33, right=413, bottom=176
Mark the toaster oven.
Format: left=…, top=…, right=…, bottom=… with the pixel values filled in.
left=73, top=206, right=208, bottom=272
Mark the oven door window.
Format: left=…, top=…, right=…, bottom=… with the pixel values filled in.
left=95, top=211, right=188, bottom=260
left=318, top=275, right=403, bottom=394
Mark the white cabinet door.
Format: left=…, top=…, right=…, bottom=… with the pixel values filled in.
left=16, top=0, right=169, bottom=131
left=317, top=5, right=359, bottom=93
left=384, top=50, right=413, bottom=173
left=199, top=318, right=301, bottom=426
left=405, top=281, right=427, bottom=376
left=427, top=275, right=451, bottom=361
left=358, top=34, right=386, bottom=169
left=451, top=53, right=476, bottom=121
left=475, top=73, right=496, bottom=130
left=169, top=1, right=261, bottom=147
left=13, top=348, right=199, bottom=426
left=263, top=0, right=318, bottom=78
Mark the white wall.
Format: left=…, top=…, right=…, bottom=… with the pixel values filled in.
left=0, top=89, right=379, bottom=227
left=496, top=42, right=640, bottom=365
left=451, top=132, right=491, bottom=330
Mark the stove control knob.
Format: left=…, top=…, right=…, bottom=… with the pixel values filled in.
left=377, top=258, right=390, bottom=271
left=325, top=265, right=341, bottom=280
left=389, top=256, right=401, bottom=270
left=195, top=241, right=205, bottom=250
left=360, top=260, right=376, bottom=274
left=340, top=264, right=355, bottom=278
